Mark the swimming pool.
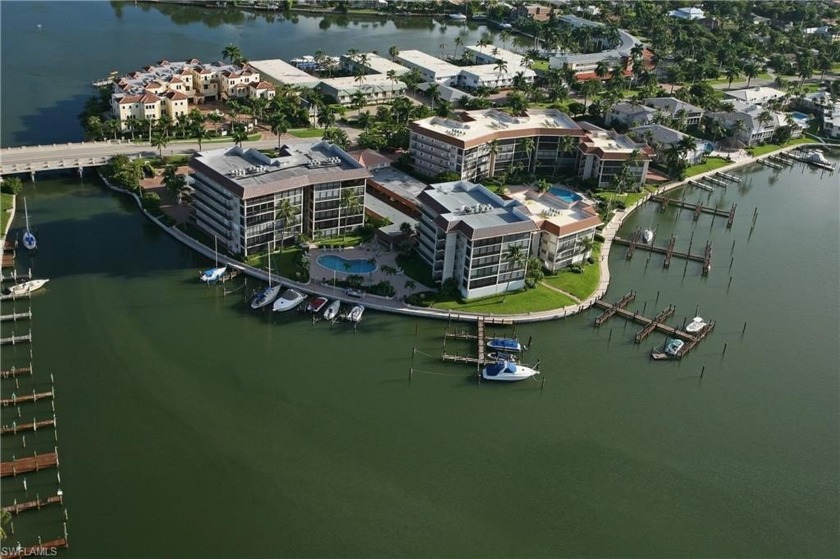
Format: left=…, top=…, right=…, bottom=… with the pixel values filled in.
left=790, top=111, right=810, bottom=121
left=548, top=187, right=582, bottom=203
left=316, top=254, right=378, bottom=274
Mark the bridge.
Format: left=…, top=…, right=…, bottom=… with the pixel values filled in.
left=0, top=138, right=283, bottom=178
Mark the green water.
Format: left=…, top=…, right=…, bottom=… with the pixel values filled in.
left=1, top=157, right=837, bottom=557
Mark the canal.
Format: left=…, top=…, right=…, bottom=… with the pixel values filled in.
left=1, top=2, right=838, bottom=557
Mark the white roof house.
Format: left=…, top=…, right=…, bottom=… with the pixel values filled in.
left=396, top=50, right=461, bottom=85
left=669, top=7, right=705, bottom=20
left=248, top=59, right=321, bottom=88
left=724, top=86, right=786, bottom=106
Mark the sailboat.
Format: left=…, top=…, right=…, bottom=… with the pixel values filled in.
left=250, top=247, right=282, bottom=309
left=199, top=236, right=227, bottom=283
left=22, top=198, right=37, bottom=250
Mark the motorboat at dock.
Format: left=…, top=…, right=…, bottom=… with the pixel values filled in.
left=481, top=360, right=539, bottom=382
left=272, top=288, right=306, bottom=312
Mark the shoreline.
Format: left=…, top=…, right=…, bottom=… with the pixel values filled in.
left=85, top=141, right=837, bottom=324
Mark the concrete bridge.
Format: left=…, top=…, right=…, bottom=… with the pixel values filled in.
left=0, top=138, right=282, bottom=178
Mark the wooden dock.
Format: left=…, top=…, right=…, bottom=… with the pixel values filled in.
left=594, top=291, right=636, bottom=326
left=0, top=331, right=32, bottom=345
left=2, top=493, right=63, bottom=515
left=3, top=239, right=17, bottom=253
left=702, top=241, right=713, bottom=276
left=1, top=417, right=56, bottom=435
left=0, top=388, right=54, bottom=407
left=1, top=450, right=59, bottom=477
left=651, top=195, right=733, bottom=219
left=0, top=291, right=31, bottom=302
left=633, top=305, right=676, bottom=343
left=675, top=321, right=717, bottom=358
left=613, top=236, right=710, bottom=271
left=0, top=310, right=32, bottom=323
left=2, top=254, right=15, bottom=268
left=0, top=366, right=33, bottom=379
left=1, top=269, right=32, bottom=283
left=0, top=537, right=69, bottom=558
left=758, top=158, right=783, bottom=170
left=442, top=316, right=488, bottom=365
left=688, top=180, right=714, bottom=192
left=716, top=171, right=740, bottom=183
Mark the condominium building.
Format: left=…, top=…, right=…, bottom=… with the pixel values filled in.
left=409, top=109, right=586, bottom=181
left=396, top=50, right=462, bottom=85
left=110, top=59, right=273, bottom=129
left=416, top=181, right=538, bottom=299
left=577, top=128, right=651, bottom=188
left=189, top=143, right=370, bottom=256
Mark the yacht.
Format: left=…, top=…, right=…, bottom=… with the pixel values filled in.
left=272, top=288, right=306, bottom=312
left=486, top=337, right=523, bottom=352
left=22, top=198, right=37, bottom=251
left=482, top=360, right=539, bottom=382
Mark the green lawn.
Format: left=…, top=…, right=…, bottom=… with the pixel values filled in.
left=541, top=243, right=602, bottom=300
left=597, top=188, right=652, bottom=208
left=247, top=247, right=304, bottom=279
left=315, top=233, right=370, bottom=248
left=748, top=137, right=812, bottom=157
left=531, top=60, right=549, bottom=72
left=432, top=284, right=576, bottom=314
left=685, top=156, right=731, bottom=176
left=1, top=193, right=14, bottom=234
left=288, top=128, right=325, bottom=139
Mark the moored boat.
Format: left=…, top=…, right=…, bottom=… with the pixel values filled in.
left=306, top=296, right=328, bottom=314
left=4, top=278, right=49, bottom=296
left=642, top=229, right=654, bottom=244
left=448, top=13, right=467, bottom=21
left=22, top=198, right=37, bottom=251
left=346, top=304, right=364, bottom=323
left=664, top=337, right=685, bottom=356
left=488, top=351, right=518, bottom=362
left=323, top=299, right=340, bottom=321
left=486, top=337, right=523, bottom=352
left=481, top=360, right=539, bottom=382
left=199, top=236, right=227, bottom=283
left=685, top=316, right=707, bottom=333
left=251, top=284, right=282, bottom=309
left=272, top=288, right=305, bottom=312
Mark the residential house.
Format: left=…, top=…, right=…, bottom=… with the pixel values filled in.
left=643, top=97, right=705, bottom=127
left=822, top=102, right=840, bottom=138
left=513, top=3, right=554, bottom=22
left=577, top=127, right=651, bottom=188
left=668, top=7, right=705, bottom=20
left=605, top=102, right=656, bottom=128
left=630, top=124, right=707, bottom=165
left=705, top=103, right=792, bottom=146
left=724, top=86, right=786, bottom=106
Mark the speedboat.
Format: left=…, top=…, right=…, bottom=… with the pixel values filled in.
left=323, top=299, right=340, bottom=321
left=685, top=316, right=707, bottom=333
left=664, top=338, right=685, bottom=356
left=251, top=284, right=282, bottom=309
left=346, top=304, right=364, bottom=323
left=4, top=279, right=49, bottom=296
left=482, top=360, right=539, bottom=382
left=22, top=198, right=36, bottom=251
left=272, top=288, right=306, bottom=312
left=306, top=296, right=328, bottom=314
left=488, top=351, right=518, bottom=362
left=642, top=229, right=654, bottom=244
left=486, top=337, right=523, bottom=352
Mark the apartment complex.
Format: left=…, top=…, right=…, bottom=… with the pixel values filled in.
left=416, top=181, right=538, bottom=299
left=409, top=108, right=586, bottom=181
left=189, top=143, right=370, bottom=256
left=409, top=109, right=649, bottom=188
left=111, top=60, right=274, bottom=129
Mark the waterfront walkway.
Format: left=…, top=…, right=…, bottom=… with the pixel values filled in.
left=4, top=142, right=837, bottom=323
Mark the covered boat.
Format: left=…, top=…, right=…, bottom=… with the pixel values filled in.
left=482, top=360, right=539, bottom=382
left=486, top=337, right=523, bottom=352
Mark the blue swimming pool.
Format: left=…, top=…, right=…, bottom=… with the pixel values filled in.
left=317, top=254, right=378, bottom=274
left=549, top=187, right=582, bottom=203
left=790, top=111, right=810, bottom=121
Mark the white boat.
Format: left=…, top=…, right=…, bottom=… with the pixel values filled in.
left=685, top=316, right=707, bottom=333
left=306, top=296, right=328, bottom=314
left=803, top=149, right=830, bottom=165
left=200, top=236, right=227, bottom=283
left=346, top=304, right=364, bottom=323
left=4, top=278, right=49, bottom=296
left=22, top=198, right=37, bottom=251
left=251, top=248, right=281, bottom=309
left=487, top=351, right=518, bottom=362
left=664, top=338, right=685, bottom=356
left=482, top=360, right=539, bottom=382
left=272, top=288, right=305, bottom=312
left=448, top=13, right=467, bottom=21
left=323, top=299, right=340, bottom=321
left=486, top=337, right=523, bottom=352
left=642, top=229, right=654, bottom=244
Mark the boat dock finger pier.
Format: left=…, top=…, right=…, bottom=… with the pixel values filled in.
left=593, top=292, right=716, bottom=359
left=441, top=316, right=515, bottom=366
left=613, top=235, right=713, bottom=275
left=651, top=195, right=736, bottom=227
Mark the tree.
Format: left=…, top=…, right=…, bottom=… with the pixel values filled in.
left=163, top=164, right=187, bottom=198
left=536, top=178, right=551, bottom=193
left=0, top=176, right=23, bottom=195
left=388, top=44, right=399, bottom=62
left=275, top=197, right=298, bottom=247
left=222, top=44, right=243, bottom=64
left=521, top=137, right=535, bottom=173
left=399, top=221, right=414, bottom=237
left=503, top=244, right=525, bottom=301
left=487, top=139, right=500, bottom=178
left=231, top=124, right=249, bottom=148
left=338, top=187, right=362, bottom=241
left=150, top=130, right=168, bottom=157
left=322, top=127, right=349, bottom=149
left=493, top=59, right=509, bottom=86
left=743, top=62, right=760, bottom=88
left=576, top=236, right=595, bottom=264
left=724, top=65, right=741, bottom=90
left=506, top=91, right=529, bottom=116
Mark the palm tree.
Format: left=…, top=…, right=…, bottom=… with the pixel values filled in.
left=151, top=130, right=167, bottom=157
left=231, top=124, right=249, bottom=148
left=503, top=244, right=525, bottom=301
left=338, top=187, right=361, bottom=241
left=743, top=62, right=760, bottom=88
left=487, top=139, right=500, bottom=178
left=493, top=59, right=508, bottom=86
left=269, top=114, right=289, bottom=148
left=575, top=236, right=595, bottom=265
left=453, top=36, right=463, bottom=59
left=536, top=178, right=551, bottom=193
left=724, top=66, right=741, bottom=90
left=222, top=44, right=243, bottom=64
left=595, top=60, right=610, bottom=81
left=521, top=137, right=535, bottom=173
left=275, top=197, right=297, bottom=247
left=426, top=83, right=441, bottom=109
left=388, top=45, right=399, bottom=62
left=554, top=135, right=577, bottom=177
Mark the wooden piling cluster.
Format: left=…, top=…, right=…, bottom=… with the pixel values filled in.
left=594, top=291, right=636, bottom=326
left=1, top=417, right=57, bottom=436
left=702, top=242, right=713, bottom=276
left=651, top=195, right=733, bottom=219
left=0, top=331, right=32, bottom=345
left=0, top=388, right=54, bottom=407
left=0, top=366, right=33, bottom=379
left=633, top=305, right=676, bottom=343
left=2, top=493, right=63, bottom=515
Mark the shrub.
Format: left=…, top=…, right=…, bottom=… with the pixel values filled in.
left=1, top=177, right=23, bottom=195
left=586, top=256, right=595, bottom=264
left=369, top=280, right=395, bottom=297
left=141, top=191, right=161, bottom=213
left=405, top=291, right=434, bottom=307
left=594, top=233, right=606, bottom=243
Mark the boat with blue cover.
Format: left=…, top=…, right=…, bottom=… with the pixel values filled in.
left=486, top=337, right=523, bottom=352
left=481, top=360, right=539, bottom=382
